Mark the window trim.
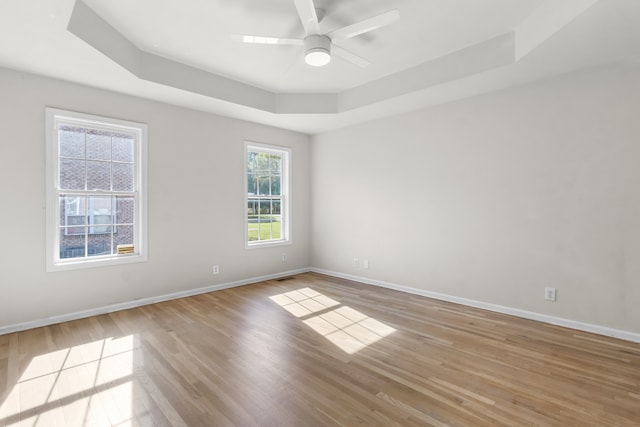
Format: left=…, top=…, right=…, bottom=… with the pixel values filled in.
left=45, top=108, right=148, bottom=272
left=244, top=141, right=291, bottom=249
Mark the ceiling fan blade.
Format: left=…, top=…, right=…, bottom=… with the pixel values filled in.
left=293, top=0, right=320, bottom=35
left=327, top=9, right=399, bottom=41
left=232, top=35, right=303, bottom=45
left=332, top=45, right=370, bottom=68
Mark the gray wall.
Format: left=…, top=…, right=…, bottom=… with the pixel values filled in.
left=0, top=67, right=310, bottom=329
left=311, top=63, right=640, bottom=334
left=2, top=61, right=639, bottom=337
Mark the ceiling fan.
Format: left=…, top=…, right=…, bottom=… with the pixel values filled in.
left=235, top=0, right=399, bottom=68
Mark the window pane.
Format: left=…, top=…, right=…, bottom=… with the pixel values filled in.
left=59, top=158, right=85, bottom=190
left=89, top=196, right=112, bottom=234
left=59, top=228, right=86, bottom=259
left=91, top=215, right=112, bottom=234
left=112, top=136, right=134, bottom=162
left=258, top=176, right=270, bottom=196
left=59, top=128, right=84, bottom=158
left=87, top=234, right=111, bottom=257
left=60, top=195, right=85, bottom=222
left=247, top=199, right=258, bottom=217
left=112, top=163, right=134, bottom=191
left=114, top=224, right=134, bottom=248
left=259, top=221, right=271, bottom=240
left=116, top=197, right=135, bottom=225
left=258, top=154, right=270, bottom=174
left=248, top=224, right=259, bottom=241
left=91, top=196, right=112, bottom=211
left=247, top=151, right=256, bottom=164
left=64, top=217, right=86, bottom=235
left=270, top=156, right=281, bottom=172
left=270, top=176, right=281, bottom=195
left=87, top=161, right=111, bottom=191
left=61, top=195, right=87, bottom=235
left=259, top=199, right=271, bottom=216
left=86, top=132, right=111, bottom=161
left=247, top=173, right=257, bottom=195
left=270, top=218, right=281, bottom=240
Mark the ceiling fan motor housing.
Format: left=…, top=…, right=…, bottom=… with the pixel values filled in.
left=304, top=34, right=331, bottom=66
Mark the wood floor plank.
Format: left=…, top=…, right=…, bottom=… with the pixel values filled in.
left=0, top=272, right=639, bottom=426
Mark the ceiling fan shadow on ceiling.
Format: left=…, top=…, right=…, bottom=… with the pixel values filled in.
left=233, top=0, right=399, bottom=68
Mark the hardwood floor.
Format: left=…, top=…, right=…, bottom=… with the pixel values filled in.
left=1, top=272, right=639, bottom=426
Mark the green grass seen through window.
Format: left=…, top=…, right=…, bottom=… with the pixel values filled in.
left=248, top=221, right=281, bottom=241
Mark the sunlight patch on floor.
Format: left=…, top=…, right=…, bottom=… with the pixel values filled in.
left=269, top=287, right=341, bottom=317
left=270, top=288, right=396, bottom=354
left=0, top=335, right=136, bottom=426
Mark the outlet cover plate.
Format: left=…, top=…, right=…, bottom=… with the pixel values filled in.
left=545, top=287, right=556, bottom=302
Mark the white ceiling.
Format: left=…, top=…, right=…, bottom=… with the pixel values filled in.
left=83, top=0, right=541, bottom=93
left=1, top=0, right=640, bottom=134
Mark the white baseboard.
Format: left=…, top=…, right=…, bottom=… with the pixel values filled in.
left=0, top=268, right=310, bottom=336
left=310, top=268, right=640, bottom=344
left=3, top=267, right=639, bottom=344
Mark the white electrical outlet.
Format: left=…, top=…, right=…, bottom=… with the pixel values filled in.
left=353, top=258, right=359, bottom=268
left=544, top=287, right=556, bottom=302
left=213, top=265, right=219, bottom=275
left=282, top=253, right=287, bottom=262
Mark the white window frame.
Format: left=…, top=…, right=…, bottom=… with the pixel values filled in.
left=244, top=141, right=291, bottom=249
left=45, top=108, right=148, bottom=272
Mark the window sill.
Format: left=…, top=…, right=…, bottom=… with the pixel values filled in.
left=246, top=239, right=291, bottom=250
left=46, top=253, right=147, bottom=272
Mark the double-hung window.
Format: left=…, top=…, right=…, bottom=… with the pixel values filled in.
left=45, top=108, right=147, bottom=271
left=245, top=142, right=290, bottom=247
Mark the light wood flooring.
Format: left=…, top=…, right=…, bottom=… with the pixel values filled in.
left=1, top=272, right=639, bottom=426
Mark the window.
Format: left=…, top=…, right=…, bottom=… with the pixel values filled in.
left=46, top=108, right=147, bottom=271
left=245, top=142, right=290, bottom=247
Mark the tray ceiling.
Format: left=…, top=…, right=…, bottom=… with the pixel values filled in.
left=1, top=0, right=639, bottom=133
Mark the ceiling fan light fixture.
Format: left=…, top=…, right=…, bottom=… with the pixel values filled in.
left=304, top=34, right=331, bottom=67
left=305, top=48, right=331, bottom=66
